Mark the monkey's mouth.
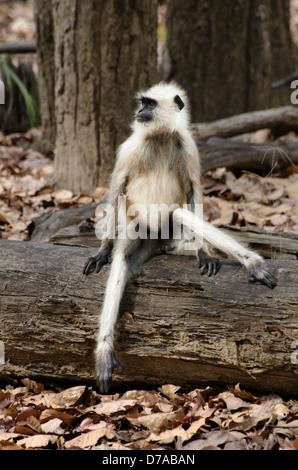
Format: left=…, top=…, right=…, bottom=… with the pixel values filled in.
left=136, top=113, right=152, bottom=123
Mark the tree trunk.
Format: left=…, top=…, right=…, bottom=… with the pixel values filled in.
left=33, top=0, right=56, bottom=156
left=52, top=0, right=158, bottom=193
left=163, top=0, right=298, bottom=122
left=0, top=240, right=297, bottom=396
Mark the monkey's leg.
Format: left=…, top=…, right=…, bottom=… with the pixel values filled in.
left=173, top=208, right=277, bottom=288
left=95, top=239, right=129, bottom=393
left=83, top=239, right=113, bottom=275
left=96, top=238, right=159, bottom=393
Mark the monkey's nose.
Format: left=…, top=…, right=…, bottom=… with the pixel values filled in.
left=137, top=108, right=152, bottom=122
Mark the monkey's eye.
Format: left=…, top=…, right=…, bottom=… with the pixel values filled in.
left=141, top=97, right=157, bottom=109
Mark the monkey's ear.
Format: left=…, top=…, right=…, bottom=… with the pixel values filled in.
left=174, top=95, right=184, bottom=111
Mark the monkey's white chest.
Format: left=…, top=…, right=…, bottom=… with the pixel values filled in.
left=126, top=167, right=185, bottom=229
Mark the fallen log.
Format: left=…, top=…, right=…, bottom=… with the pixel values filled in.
left=199, top=138, right=298, bottom=174
left=0, top=239, right=297, bottom=396
left=28, top=202, right=100, bottom=242
left=49, top=224, right=298, bottom=261
left=191, top=106, right=298, bottom=141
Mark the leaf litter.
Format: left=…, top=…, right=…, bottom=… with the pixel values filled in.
left=1, top=129, right=298, bottom=242
left=0, top=379, right=297, bottom=450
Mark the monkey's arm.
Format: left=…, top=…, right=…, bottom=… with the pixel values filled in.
left=183, top=133, right=222, bottom=276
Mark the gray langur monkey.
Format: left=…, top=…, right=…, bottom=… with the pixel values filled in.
left=83, top=82, right=277, bottom=393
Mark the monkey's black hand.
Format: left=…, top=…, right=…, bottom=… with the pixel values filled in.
left=248, top=262, right=277, bottom=289
left=198, top=254, right=221, bottom=277
left=96, top=351, right=122, bottom=394
left=83, top=251, right=111, bottom=275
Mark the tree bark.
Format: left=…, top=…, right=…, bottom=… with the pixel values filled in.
left=0, top=240, right=297, bottom=396
left=52, top=0, right=158, bottom=193
left=163, top=0, right=298, bottom=122
left=191, top=106, right=298, bottom=142
left=33, top=0, right=56, bottom=156
left=199, top=138, right=298, bottom=174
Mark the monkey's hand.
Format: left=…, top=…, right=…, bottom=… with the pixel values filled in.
left=248, top=262, right=277, bottom=289
left=198, top=251, right=221, bottom=277
left=96, top=349, right=122, bottom=394
left=83, top=250, right=112, bottom=275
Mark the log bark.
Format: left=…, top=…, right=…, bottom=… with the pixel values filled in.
left=28, top=202, right=298, bottom=260
left=199, top=138, right=298, bottom=174
left=0, top=240, right=297, bottom=396
left=190, top=106, right=298, bottom=142
left=28, top=202, right=100, bottom=242
left=48, top=224, right=298, bottom=261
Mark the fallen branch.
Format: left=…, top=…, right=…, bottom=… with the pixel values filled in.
left=191, top=106, right=298, bottom=142
left=271, top=71, right=298, bottom=89
left=28, top=202, right=100, bottom=242
left=199, top=138, right=298, bottom=173
left=0, top=43, right=37, bottom=54
left=1, top=239, right=297, bottom=396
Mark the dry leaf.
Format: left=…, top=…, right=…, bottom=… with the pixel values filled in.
left=41, top=418, right=64, bottom=435
left=220, top=393, right=250, bottom=411
left=128, top=409, right=184, bottom=433
left=183, top=430, right=241, bottom=451
left=39, top=408, right=74, bottom=425
left=26, top=415, right=42, bottom=433
left=23, top=385, right=86, bottom=409
left=0, top=432, right=26, bottom=441
left=88, top=399, right=137, bottom=416
left=159, top=384, right=180, bottom=400
left=21, top=378, right=44, bottom=393
left=0, top=213, right=9, bottom=224
left=149, top=425, right=189, bottom=445
left=17, top=434, right=58, bottom=449
left=52, top=189, right=73, bottom=201
left=76, top=196, right=93, bottom=205
left=250, top=129, right=272, bottom=143
left=74, top=418, right=107, bottom=432
left=273, top=420, right=298, bottom=438
left=64, top=426, right=114, bottom=449
left=186, top=417, right=207, bottom=437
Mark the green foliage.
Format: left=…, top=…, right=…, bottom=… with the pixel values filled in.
left=0, top=54, right=39, bottom=128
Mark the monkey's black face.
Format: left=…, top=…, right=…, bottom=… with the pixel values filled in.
left=136, top=97, right=157, bottom=122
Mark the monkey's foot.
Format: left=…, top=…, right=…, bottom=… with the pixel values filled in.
left=83, top=251, right=111, bottom=275
left=198, top=255, right=221, bottom=277
left=248, top=262, right=277, bottom=289
left=96, top=350, right=122, bottom=394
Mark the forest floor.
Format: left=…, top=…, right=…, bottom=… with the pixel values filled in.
left=0, top=0, right=298, bottom=451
